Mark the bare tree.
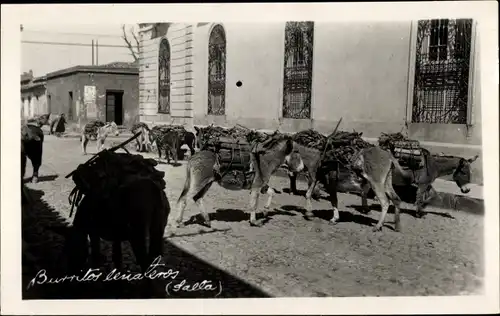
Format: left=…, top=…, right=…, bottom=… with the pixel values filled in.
left=121, top=24, right=141, bottom=63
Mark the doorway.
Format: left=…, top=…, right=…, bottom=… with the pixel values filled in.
left=105, top=90, right=124, bottom=125
left=68, top=91, right=74, bottom=121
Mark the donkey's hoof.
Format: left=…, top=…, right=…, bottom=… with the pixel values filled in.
left=372, top=225, right=383, bottom=232
left=31, top=177, right=38, bottom=184
left=394, top=225, right=402, bottom=232
left=303, top=212, right=314, bottom=221
left=249, top=219, right=263, bottom=227
left=360, top=207, right=371, bottom=214
left=173, top=221, right=185, bottom=228
left=328, top=219, right=339, bottom=226
left=415, top=211, right=426, bottom=219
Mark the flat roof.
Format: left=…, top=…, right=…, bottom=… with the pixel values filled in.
left=45, top=62, right=139, bottom=80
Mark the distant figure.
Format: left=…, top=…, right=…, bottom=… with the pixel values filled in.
left=53, top=113, right=67, bottom=136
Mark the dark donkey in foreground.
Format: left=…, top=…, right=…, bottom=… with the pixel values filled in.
left=21, top=123, right=44, bottom=183
left=66, top=178, right=170, bottom=273
left=286, top=145, right=478, bottom=231
left=174, top=134, right=304, bottom=228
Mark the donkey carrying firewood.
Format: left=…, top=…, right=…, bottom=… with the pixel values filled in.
left=173, top=133, right=305, bottom=228
left=357, top=147, right=479, bottom=219
left=286, top=144, right=478, bottom=232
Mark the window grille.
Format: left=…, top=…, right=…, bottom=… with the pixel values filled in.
left=208, top=25, right=226, bottom=116
left=158, top=38, right=171, bottom=114
left=412, top=19, right=473, bottom=124
left=282, top=21, right=314, bottom=119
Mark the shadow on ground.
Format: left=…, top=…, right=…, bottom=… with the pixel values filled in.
left=22, top=186, right=270, bottom=299
left=182, top=208, right=297, bottom=227
left=23, top=174, right=59, bottom=184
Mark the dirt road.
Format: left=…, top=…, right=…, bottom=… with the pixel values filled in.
left=21, top=135, right=484, bottom=298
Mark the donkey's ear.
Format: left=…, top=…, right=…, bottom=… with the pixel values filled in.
left=468, top=155, right=479, bottom=163
left=194, top=126, right=200, bottom=132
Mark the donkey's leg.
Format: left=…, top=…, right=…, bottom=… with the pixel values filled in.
left=422, top=185, right=437, bottom=205
left=81, top=136, right=89, bottom=155
left=171, top=146, right=179, bottom=165
left=372, top=182, right=391, bottom=232
left=112, top=240, right=123, bottom=271
left=360, top=181, right=371, bottom=214
left=195, top=198, right=211, bottom=228
left=415, top=184, right=429, bottom=218
left=289, top=172, right=298, bottom=195
left=325, top=173, right=340, bottom=225
left=249, top=189, right=262, bottom=227
left=303, top=179, right=318, bottom=219
left=175, top=180, right=213, bottom=228
left=21, top=152, right=27, bottom=181
left=90, top=234, right=102, bottom=268
left=30, top=142, right=43, bottom=184
left=385, top=169, right=403, bottom=232
left=263, top=186, right=275, bottom=217
left=129, top=229, right=148, bottom=272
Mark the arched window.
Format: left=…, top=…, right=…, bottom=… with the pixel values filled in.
left=282, top=22, right=314, bottom=119
left=158, top=38, right=171, bottom=114
left=208, top=24, right=226, bottom=115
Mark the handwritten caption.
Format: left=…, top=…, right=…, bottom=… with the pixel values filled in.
left=27, top=256, right=222, bottom=297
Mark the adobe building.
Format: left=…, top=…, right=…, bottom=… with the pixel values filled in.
left=21, top=70, right=48, bottom=120
left=44, top=61, right=139, bottom=128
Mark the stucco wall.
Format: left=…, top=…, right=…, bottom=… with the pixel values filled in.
left=193, top=22, right=285, bottom=130
left=140, top=21, right=482, bottom=146
left=46, top=72, right=139, bottom=126
left=191, top=22, right=412, bottom=136
left=21, top=87, right=48, bottom=119
left=139, top=23, right=194, bottom=128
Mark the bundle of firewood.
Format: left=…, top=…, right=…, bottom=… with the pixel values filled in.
left=292, top=129, right=327, bottom=150
left=70, top=151, right=166, bottom=201
left=322, top=131, right=374, bottom=166
left=150, top=124, right=187, bottom=142
left=378, top=132, right=407, bottom=149
left=130, top=122, right=150, bottom=134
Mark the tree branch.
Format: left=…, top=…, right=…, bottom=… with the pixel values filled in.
left=130, top=26, right=141, bottom=58
left=121, top=24, right=139, bottom=62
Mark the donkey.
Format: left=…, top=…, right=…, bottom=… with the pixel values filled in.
left=284, top=143, right=415, bottom=231
left=80, top=121, right=120, bottom=155
left=21, top=123, right=44, bottom=183
left=151, top=129, right=180, bottom=165
left=357, top=148, right=479, bottom=219
left=35, top=113, right=66, bottom=135
left=66, top=178, right=170, bottom=273
left=174, top=134, right=304, bottom=228
left=131, top=122, right=152, bottom=152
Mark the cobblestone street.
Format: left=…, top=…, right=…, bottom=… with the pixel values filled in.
left=22, top=135, right=484, bottom=298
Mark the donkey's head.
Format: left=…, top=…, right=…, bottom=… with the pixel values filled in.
left=36, top=113, right=51, bottom=126
left=284, top=147, right=305, bottom=173
left=140, top=126, right=153, bottom=152
left=194, top=126, right=206, bottom=149
left=453, top=155, right=479, bottom=194
left=105, top=121, right=120, bottom=136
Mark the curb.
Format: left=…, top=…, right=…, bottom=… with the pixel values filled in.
left=429, top=191, right=484, bottom=215
left=273, top=169, right=484, bottom=216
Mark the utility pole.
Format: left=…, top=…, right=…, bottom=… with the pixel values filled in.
left=96, top=39, right=99, bottom=65
left=92, top=40, right=95, bottom=65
